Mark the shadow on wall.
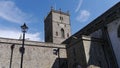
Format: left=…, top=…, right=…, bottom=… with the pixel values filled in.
left=87, top=37, right=108, bottom=68
left=52, top=58, right=68, bottom=68
left=9, top=44, right=15, bottom=68
left=87, top=26, right=119, bottom=68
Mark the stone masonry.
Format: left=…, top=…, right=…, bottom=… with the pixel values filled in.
left=0, top=38, right=66, bottom=68
left=44, top=9, right=71, bottom=44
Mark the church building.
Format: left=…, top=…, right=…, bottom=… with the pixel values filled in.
left=63, top=2, right=120, bottom=68
left=0, top=1, right=120, bottom=68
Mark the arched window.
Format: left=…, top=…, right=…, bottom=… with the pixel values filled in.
left=61, top=28, right=65, bottom=38
left=67, top=33, right=69, bottom=37
left=56, top=32, right=58, bottom=36
left=118, top=25, right=120, bottom=37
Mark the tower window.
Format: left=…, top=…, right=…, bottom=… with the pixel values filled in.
left=56, top=32, right=58, bottom=36
left=58, top=23, right=59, bottom=26
left=60, top=16, right=63, bottom=20
left=67, top=33, right=69, bottom=37
left=61, top=28, right=65, bottom=38
left=65, top=24, right=66, bottom=27
left=118, top=25, right=120, bottom=37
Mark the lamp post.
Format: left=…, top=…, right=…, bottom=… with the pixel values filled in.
left=20, top=23, right=28, bottom=68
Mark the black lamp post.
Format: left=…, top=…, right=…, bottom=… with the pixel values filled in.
left=20, top=23, right=28, bottom=68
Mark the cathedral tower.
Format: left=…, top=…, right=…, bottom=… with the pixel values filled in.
left=44, top=9, right=71, bottom=44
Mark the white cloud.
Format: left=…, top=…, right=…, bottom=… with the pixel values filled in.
left=0, top=29, right=43, bottom=41
left=0, top=1, right=36, bottom=24
left=76, top=10, right=90, bottom=22
left=26, top=33, right=42, bottom=41
left=75, top=0, right=83, bottom=12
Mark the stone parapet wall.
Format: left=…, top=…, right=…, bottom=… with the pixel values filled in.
left=0, top=38, right=66, bottom=68
left=0, top=37, right=66, bottom=48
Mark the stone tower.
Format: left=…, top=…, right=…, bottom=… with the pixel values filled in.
left=44, top=9, right=71, bottom=44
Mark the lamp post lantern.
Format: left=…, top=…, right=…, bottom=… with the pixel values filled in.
left=20, top=23, right=28, bottom=68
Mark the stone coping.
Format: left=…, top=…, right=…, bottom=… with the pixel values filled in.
left=0, top=37, right=66, bottom=49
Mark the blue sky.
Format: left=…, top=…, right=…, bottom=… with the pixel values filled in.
left=0, top=0, right=119, bottom=42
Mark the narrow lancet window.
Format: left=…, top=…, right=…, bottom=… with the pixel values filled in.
left=56, top=32, right=58, bottom=36
left=61, top=28, right=65, bottom=38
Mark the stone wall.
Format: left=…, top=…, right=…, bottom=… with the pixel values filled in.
left=0, top=38, right=66, bottom=68
left=66, top=37, right=87, bottom=68
left=44, top=9, right=71, bottom=44
left=82, top=36, right=108, bottom=68
left=107, top=18, right=120, bottom=68
left=66, top=35, right=108, bottom=68
left=52, top=10, right=71, bottom=44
